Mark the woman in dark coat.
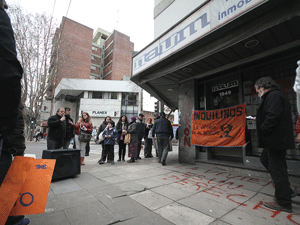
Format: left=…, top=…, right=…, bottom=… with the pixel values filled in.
left=144, top=118, right=153, bottom=158
left=97, top=116, right=111, bottom=163
left=116, top=115, right=129, bottom=161
left=127, top=116, right=138, bottom=163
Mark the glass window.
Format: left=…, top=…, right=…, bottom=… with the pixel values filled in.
left=91, top=65, right=96, bottom=70
left=111, top=92, right=118, bottom=99
left=89, top=91, right=119, bottom=99
left=92, top=92, right=102, bottom=99
left=122, top=93, right=138, bottom=106
left=92, top=46, right=98, bottom=51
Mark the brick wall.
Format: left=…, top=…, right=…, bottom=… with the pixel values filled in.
left=55, top=17, right=93, bottom=86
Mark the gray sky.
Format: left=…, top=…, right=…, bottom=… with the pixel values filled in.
left=10, top=0, right=155, bottom=51
left=9, top=0, right=157, bottom=111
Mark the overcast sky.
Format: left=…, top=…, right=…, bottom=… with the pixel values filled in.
left=9, top=0, right=157, bottom=111
left=10, top=0, right=155, bottom=51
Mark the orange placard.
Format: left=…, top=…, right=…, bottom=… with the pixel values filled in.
left=192, top=104, right=246, bottom=147
left=0, top=156, right=55, bottom=224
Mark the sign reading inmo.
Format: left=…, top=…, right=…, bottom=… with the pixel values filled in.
left=132, top=0, right=268, bottom=76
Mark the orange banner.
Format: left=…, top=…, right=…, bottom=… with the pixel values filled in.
left=192, top=104, right=246, bottom=147
left=0, top=156, right=55, bottom=224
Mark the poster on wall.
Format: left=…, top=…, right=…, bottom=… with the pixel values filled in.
left=192, top=103, right=246, bottom=147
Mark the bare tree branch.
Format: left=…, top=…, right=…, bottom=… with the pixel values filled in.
left=8, top=3, right=57, bottom=138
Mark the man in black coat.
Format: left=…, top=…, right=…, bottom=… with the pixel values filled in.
left=47, top=108, right=66, bottom=150
left=255, top=77, right=295, bottom=213
left=63, top=107, right=74, bottom=149
left=0, top=1, right=29, bottom=224
left=136, top=113, right=145, bottom=159
left=152, top=112, right=173, bottom=165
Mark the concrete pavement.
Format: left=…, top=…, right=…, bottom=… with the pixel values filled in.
left=25, top=142, right=300, bottom=225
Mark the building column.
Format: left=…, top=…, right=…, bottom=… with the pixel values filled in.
left=178, top=80, right=196, bottom=164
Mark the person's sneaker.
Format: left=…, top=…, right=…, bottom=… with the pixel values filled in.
left=117, top=159, right=121, bottom=162
left=161, top=160, right=166, bottom=166
left=127, top=158, right=135, bottom=163
left=111, top=161, right=115, bottom=165
left=263, top=201, right=292, bottom=213
left=15, top=218, right=30, bottom=225
left=99, top=161, right=105, bottom=164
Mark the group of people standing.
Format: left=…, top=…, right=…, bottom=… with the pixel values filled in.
left=47, top=110, right=174, bottom=166
left=47, top=108, right=93, bottom=165
left=94, top=112, right=174, bottom=165
left=96, top=113, right=154, bottom=164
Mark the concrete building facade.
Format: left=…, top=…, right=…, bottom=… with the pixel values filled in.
left=131, top=0, right=300, bottom=175
left=44, top=17, right=141, bottom=129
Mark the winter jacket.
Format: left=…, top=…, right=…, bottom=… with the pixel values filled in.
left=127, top=122, right=138, bottom=143
left=65, top=115, right=74, bottom=138
left=144, top=124, right=153, bottom=138
left=2, top=104, right=25, bottom=156
left=116, top=121, right=128, bottom=142
left=152, top=117, right=174, bottom=139
left=47, top=114, right=66, bottom=140
left=256, top=88, right=295, bottom=150
left=102, top=128, right=118, bottom=145
left=73, top=120, right=93, bottom=136
left=96, top=122, right=109, bottom=140
left=136, top=119, right=145, bottom=140
left=0, top=8, right=23, bottom=137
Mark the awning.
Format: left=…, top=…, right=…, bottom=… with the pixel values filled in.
left=131, top=0, right=300, bottom=110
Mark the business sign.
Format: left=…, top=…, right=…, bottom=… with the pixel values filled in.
left=212, top=80, right=239, bottom=92
left=191, top=103, right=246, bottom=147
left=87, top=111, right=119, bottom=117
left=132, top=0, right=268, bottom=76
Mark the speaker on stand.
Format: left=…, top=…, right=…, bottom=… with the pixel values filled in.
left=42, top=149, right=81, bottom=180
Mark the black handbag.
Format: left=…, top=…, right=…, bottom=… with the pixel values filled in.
left=78, top=130, right=92, bottom=142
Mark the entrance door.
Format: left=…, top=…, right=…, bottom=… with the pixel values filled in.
left=205, top=74, right=243, bottom=162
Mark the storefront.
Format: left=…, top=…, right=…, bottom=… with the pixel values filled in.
left=131, top=0, right=300, bottom=175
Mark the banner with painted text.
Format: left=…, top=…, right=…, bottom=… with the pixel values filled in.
left=192, top=104, right=246, bottom=147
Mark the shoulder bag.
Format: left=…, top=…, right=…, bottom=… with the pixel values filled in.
left=78, top=125, right=92, bottom=142
left=124, top=134, right=131, bottom=144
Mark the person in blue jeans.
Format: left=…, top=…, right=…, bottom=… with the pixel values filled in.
left=0, top=1, right=30, bottom=224
left=101, top=121, right=118, bottom=165
left=152, top=112, right=174, bottom=166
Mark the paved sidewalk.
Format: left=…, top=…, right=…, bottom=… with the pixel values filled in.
left=27, top=146, right=300, bottom=225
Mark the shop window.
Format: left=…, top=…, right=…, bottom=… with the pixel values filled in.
left=122, top=93, right=138, bottom=106
left=111, top=92, right=118, bottom=99
left=90, top=92, right=102, bottom=99
left=89, top=91, right=118, bottom=99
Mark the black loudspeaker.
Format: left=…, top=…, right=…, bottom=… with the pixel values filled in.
left=42, top=149, right=81, bottom=180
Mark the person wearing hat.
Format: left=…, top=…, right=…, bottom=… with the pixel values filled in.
left=136, top=113, right=145, bottom=159
left=127, top=116, right=138, bottom=162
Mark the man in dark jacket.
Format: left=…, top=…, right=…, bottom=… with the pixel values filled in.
left=152, top=112, right=173, bottom=165
left=255, top=77, right=295, bottom=213
left=47, top=108, right=66, bottom=150
left=136, top=113, right=145, bottom=159
left=0, top=1, right=30, bottom=224
left=63, top=107, right=74, bottom=149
